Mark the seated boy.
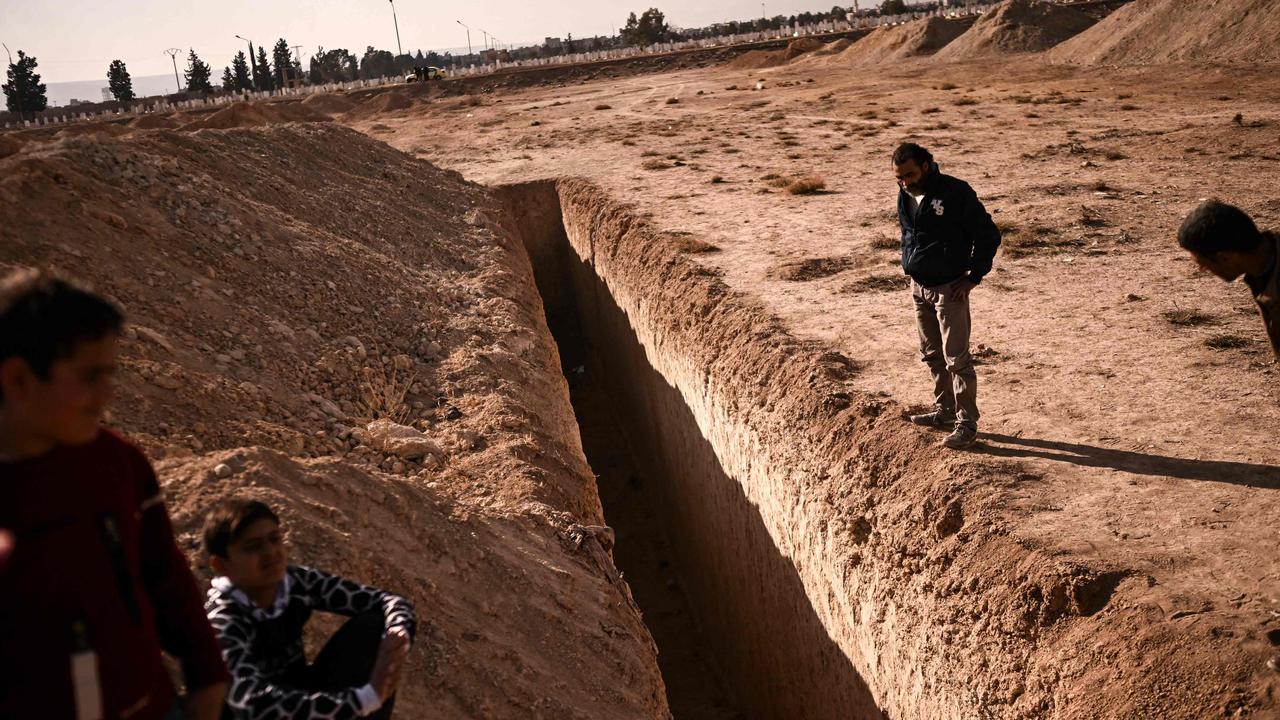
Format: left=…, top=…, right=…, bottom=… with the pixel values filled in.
left=0, top=269, right=229, bottom=719
left=1178, top=200, right=1279, bottom=361
left=202, top=498, right=415, bottom=719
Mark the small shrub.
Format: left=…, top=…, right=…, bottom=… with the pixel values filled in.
left=709, top=175, right=725, bottom=183
left=954, top=97, right=978, bottom=106
left=1163, top=309, right=1216, bottom=326
left=666, top=97, right=680, bottom=105
left=594, top=103, right=612, bottom=110
left=640, top=150, right=660, bottom=157
left=1119, top=104, right=1138, bottom=111
left=938, top=82, right=959, bottom=91
left=842, top=273, right=909, bottom=294
left=1205, top=333, right=1249, bottom=349
left=870, top=234, right=899, bottom=251
left=641, top=158, right=670, bottom=170
left=1233, top=112, right=1245, bottom=126
left=785, top=176, right=826, bottom=195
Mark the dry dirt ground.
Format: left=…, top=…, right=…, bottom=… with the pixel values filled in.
left=4, top=5, right=1280, bottom=718
left=349, top=49, right=1280, bottom=714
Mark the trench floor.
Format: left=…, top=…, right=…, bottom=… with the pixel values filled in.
left=567, top=369, right=746, bottom=720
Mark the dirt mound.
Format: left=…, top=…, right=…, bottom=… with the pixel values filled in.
left=357, top=90, right=415, bottom=115
left=131, top=114, right=179, bottom=130
left=811, top=37, right=853, bottom=56
left=1046, top=0, right=1280, bottom=65
left=180, top=101, right=330, bottom=130
left=935, top=0, right=1096, bottom=59
left=0, top=134, right=24, bottom=159
left=0, top=124, right=668, bottom=718
left=835, top=16, right=969, bottom=63
left=301, top=91, right=357, bottom=115
left=729, top=37, right=824, bottom=69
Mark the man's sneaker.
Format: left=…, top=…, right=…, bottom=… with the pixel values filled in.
left=942, top=425, right=978, bottom=449
left=909, top=411, right=956, bottom=429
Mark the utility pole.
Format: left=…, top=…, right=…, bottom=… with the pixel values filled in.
left=164, top=48, right=183, bottom=93
left=389, top=0, right=403, bottom=56
left=456, top=20, right=472, bottom=57
left=291, top=44, right=304, bottom=86
left=479, top=29, right=490, bottom=51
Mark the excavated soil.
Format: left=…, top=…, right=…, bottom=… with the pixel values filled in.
left=357, top=21, right=1280, bottom=718
left=1047, top=0, right=1280, bottom=65
left=0, top=124, right=668, bottom=719
left=935, top=0, right=1097, bottom=59
left=826, top=16, right=971, bottom=65
left=7, top=4, right=1280, bottom=717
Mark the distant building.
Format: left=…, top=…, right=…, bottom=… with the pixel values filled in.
left=101, top=87, right=112, bottom=102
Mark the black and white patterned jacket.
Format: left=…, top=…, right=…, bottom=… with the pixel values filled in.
left=205, top=564, right=415, bottom=720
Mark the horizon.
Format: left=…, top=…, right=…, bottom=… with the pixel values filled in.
left=0, top=1, right=930, bottom=87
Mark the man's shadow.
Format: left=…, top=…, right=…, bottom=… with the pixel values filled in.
left=976, top=433, right=1280, bottom=489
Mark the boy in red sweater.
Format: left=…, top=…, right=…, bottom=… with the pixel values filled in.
left=0, top=269, right=229, bottom=719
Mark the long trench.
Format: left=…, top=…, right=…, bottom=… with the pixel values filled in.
left=497, top=181, right=884, bottom=720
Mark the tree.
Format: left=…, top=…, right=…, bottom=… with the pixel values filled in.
left=221, top=66, right=235, bottom=92
left=107, top=59, right=134, bottom=104
left=310, top=47, right=359, bottom=84
left=621, top=9, right=669, bottom=46
left=3, top=50, right=48, bottom=118
left=184, top=49, right=214, bottom=94
left=231, top=51, right=253, bottom=92
left=358, top=46, right=396, bottom=79
left=271, top=39, right=292, bottom=88
left=879, top=0, right=909, bottom=14
left=254, top=46, right=273, bottom=91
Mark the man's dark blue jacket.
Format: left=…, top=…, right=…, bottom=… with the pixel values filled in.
left=898, top=164, right=1001, bottom=287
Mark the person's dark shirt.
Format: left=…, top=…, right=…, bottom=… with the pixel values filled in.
left=897, top=163, right=1002, bottom=287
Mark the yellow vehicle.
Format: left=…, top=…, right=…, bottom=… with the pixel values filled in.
left=405, top=66, right=446, bottom=83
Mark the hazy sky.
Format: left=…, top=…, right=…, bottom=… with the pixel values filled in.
left=2, top=1, right=871, bottom=84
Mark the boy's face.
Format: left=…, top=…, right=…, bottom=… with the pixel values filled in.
left=215, top=518, right=289, bottom=589
left=1190, top=249, right=1249, bottom=282
left=0, top=334, right=117, bottom=446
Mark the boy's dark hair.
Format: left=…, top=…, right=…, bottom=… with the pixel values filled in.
left=892, top=142, right=933, bottom=168
left=1178, top=200, right=1264, bottom=258
left=0, top=269, right=123, bottom=401
left=203, top=498, right=280, bottom=558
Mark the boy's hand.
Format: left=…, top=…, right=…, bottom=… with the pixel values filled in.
left=185, top=682, right=227, bottom=720
left=0, top=529, right=13, bottom=571
left=370, top=629, right=410, bottom=701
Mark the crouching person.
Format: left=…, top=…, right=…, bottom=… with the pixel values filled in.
left=202, top=499, right=415, bottom=719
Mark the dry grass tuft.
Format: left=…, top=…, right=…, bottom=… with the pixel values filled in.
left=641, top=158, right=670, bottom=171
left=357, top=362, right=416, bottom=424
left=1163, top=309, right=1217, bottom=327
left=842, top=273, right=909, bottom=294
left=1206, top=333, right=1250, bottom=349
left=785, top=175, right=826, bottom=195
left=594, top=103, right=612, bottom=111
left=665, top=97, right=680, bottom=105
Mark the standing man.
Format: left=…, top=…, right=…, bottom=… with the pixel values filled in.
left=1177, top=200, right=1279, bottom=362
left=893, top=142, right=1001, bottom=449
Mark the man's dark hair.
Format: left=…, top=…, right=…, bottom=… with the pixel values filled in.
left=1178, top=200, right=1264, bottom=258
left=892, top=142, right=933, bottom=168
left=203, top=498, right=281, bottom=558
left=0, top=269, right=123, bottom=401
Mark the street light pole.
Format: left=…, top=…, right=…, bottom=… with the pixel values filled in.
left=479, top=29, right=489, bottom=51
left=389, top=0, right=403, bottom=56
left=164, top=48, right=183, bottom=93
left=456, top=20, right=472, bottom=57
left=234, top=35, right=256, bottom=89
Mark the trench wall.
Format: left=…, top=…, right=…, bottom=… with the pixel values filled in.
left=497, top=179, right=1142, bottom=720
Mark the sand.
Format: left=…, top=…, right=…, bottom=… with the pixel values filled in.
left=1047, top=0, right=1280, bottom=65
left=935, top=0, right=1096, bottom=59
